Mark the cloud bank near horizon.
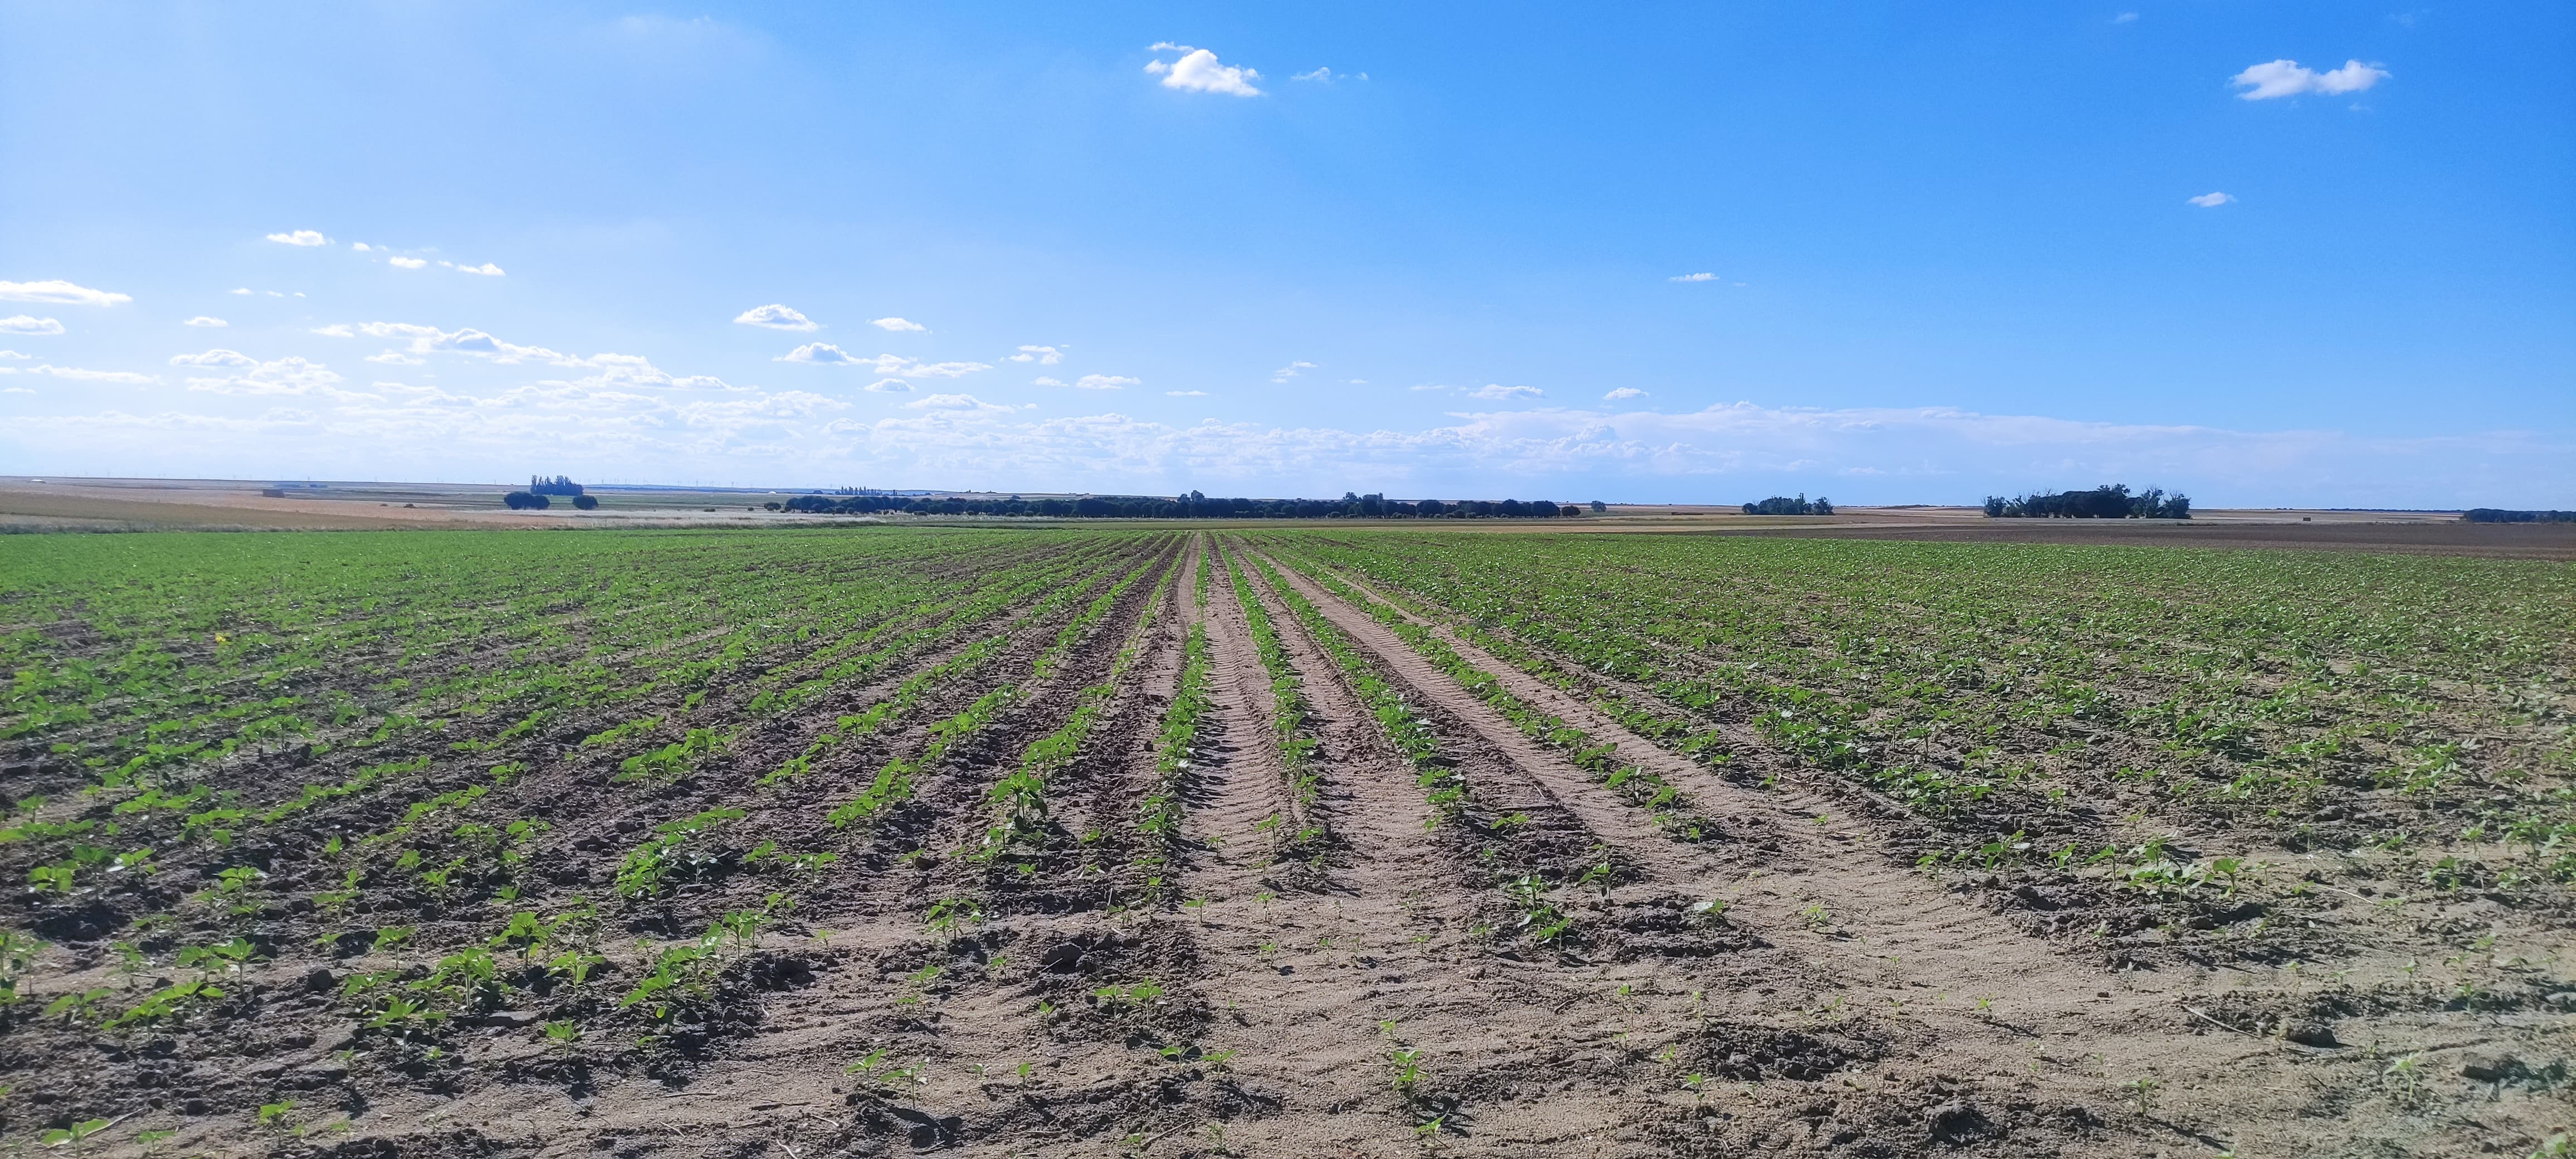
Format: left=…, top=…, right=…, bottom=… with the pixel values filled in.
left=4, top=359, right=2557, bottom=507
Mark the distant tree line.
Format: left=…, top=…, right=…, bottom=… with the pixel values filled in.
left=502, top=491, right=598, bottom=510
left=2463, top=509, right=2575, bottom=523
left=1984, top=485, right=2190, bottom=519
left=1742, top=494, right=1833, bottom=515
left=528, top=475, right=586, bottom=496
left=770, top=490, right=1595, bottom=519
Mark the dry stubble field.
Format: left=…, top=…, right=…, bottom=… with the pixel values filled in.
left=2, top=527, right=2572, bottom=1158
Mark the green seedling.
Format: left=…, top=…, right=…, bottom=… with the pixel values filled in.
left=43, top=987, right=111, bottom=1021
left=1391, top=1046, right=1427, bottom=1093
left=40, top=1118, right=112, bottom=1148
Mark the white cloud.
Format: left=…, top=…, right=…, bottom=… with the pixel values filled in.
left=904, top=393, right=1014, bottom=413
left=1, top=387, right=28, bottom=395
left=366, top=350, right=425, bottom=365
left=1147, top=47, right=1261, bottom=96
left=24, top=365, right=158, bottom=384
left=2114, top=11, right=2138, bottom=23
left=1007, top=345, right=1063, bottom=364
left=865, top=379, right=914, bottom=393
left=772, top=345, right=988, bottom=379
left=169, top=349, right=258, bottom=368
left=1670, top=272, right=1717, bottom=283
left=0, top=349, right=26, bottom=359
left=1469, top=384, right=1543, bottom=400
left=183, top=355, right=347, bottom=396
left=1074, top=374, right=1138, bottom=390
left=870, top=317, right=926, bottom=332
left=1032, top=377, right=1066, bottom=387
left=447, top=262, right=506, bottom=276
left=779, top=342, right=857, bottom=364
left=1271, top=359, right=1318, bottom=382
left=389, top=256, right=428, bottom=270
left=2232, top=59, right=2389, bottom=100
left=1292, top=66, right=1366, bottom=82
left=355, top=321, right=578, bottom=365
left=1409, top=383, right=1449, bottom=392
left=735, top=304, right=819, bottom=332
left=0, top=316, right=65, bottom=335
left=311, top=324, right=355, bottom=338
left=183, top=316, right=228, bottom=328
left=1603, top=387, right=1647, bottom=401
left=1167, top=389, right=1207, bottom=397
left=266, top=230, right=330, bottom=247
left=228, top=288, right=254, bottom=296
left=352, top=242, right=373, bottom=252
left=0, top=280, right=132, bottom=307
left=2187, top=191, right=2235, bottom=208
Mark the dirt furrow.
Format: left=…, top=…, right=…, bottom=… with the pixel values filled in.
left=1187, top=548, right=1745, bottom=1152
left=1247, top=544, right=2367, bottom=1155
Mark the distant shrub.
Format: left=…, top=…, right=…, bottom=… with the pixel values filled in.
left=502, top=491, right=552, bottom=510
left=572, top=494, right=599, bottom=510
left=2463, top=509, right=2575, bottom=524
left=1743, top=494, right=1833, bottom=515
left=1984, top=485, right=2187, bottom=519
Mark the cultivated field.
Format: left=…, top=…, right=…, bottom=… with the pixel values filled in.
left=2, top=528, right=2571, bottom=1157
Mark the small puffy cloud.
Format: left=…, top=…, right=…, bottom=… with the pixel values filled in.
left=1147, top=46, right=1261, bottom=96
left=1271, top=359, right=1317, bottom=382
left=1007, top=345, right=1063, bottom=364
left=870, top=316, right=926, bottom=332
left=1603, top=387, right=1647, bottom=401
left=228, top=288, right=254, bottom=295
left=735, top=304, right=818, bottom=331
left=2232, top=59, right=2389, bottom=100
left=365, top=350, right=425, bottom=365
left=779, top=342, right=857, bottom=364
left=1074, top=374, right=1138, bottom=390
left=1670, top=272, right=1717, bottom=283
left=1, top=387, right=28, bottom=394
left=904, top=392, right=1013, bottom=413
left=1032, top=376, right=1066, bottom=387
left=446, top=261, right=506, bottom=276
left=2187, top=191, right=2235, bottom=208
left=1469, top=383, right=1542, bottom=400
left=0, top=316, right=65, bottom=335
left=864, top=379, right=914, bottom=393
left=266, top=230, right=330, bottom=247
left=183, top=316, right=228, bottom=328
left=1292, top=66, right=1366, bottom=82
left=0, top=280, right=132, bottom=307
left=1166, top=389, right=1207, bottom=397
left=1409, top=383, right=1448, bottom=392
left=2114, top=11, right=2138, bottom=23
left=351, top=242, right=372, bottom=252
left=389, top=256, right=428, bottom=270
left=28, top=364, right=158, bottom=383
left=0, top=349, right=25, bottom=359
left=169, top=349, right=259, bottom=368
left=311, top=324, right=355, bottom=338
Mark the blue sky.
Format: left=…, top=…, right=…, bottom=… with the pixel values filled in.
left=2, top=2, right=2569, bottom=505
